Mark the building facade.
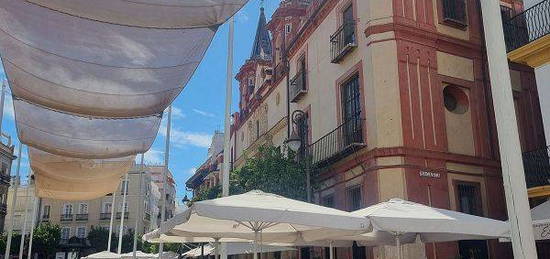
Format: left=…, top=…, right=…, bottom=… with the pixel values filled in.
left=39, top=167, right=158, bottom=241
left=225, top=0, right=548, bottom=258
left=0, top=135, right=16, bottom=232
left=148, top=165, right=177, bottom=220
left=186, top=131, right=225, bottom=194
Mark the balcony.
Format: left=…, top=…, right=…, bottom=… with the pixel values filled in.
left=330, top=22, right=357, bottom=63
left=0, top=174, right=10, bottom=185
left=116, top=212, right=129, bottom=219
left=307, top=117, right=365, bottom=167
left=503, top=0, right=550, bottom=67
left=522, top=145, right=550, bottom=198
left=41, top=215, right=50, bottom=222
left=0, top=203, right=6, bottom=215
left=144, top=212, right=151, bottom=221
left=60, top=214, right=73, bottom=222
left=99, top=212, right=111, bottom=220
left=289, top=70, right=307, bottom=102
left=75, top=213, right=88, bottom=221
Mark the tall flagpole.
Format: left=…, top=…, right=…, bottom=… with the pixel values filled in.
left=159, top=105, right=172, bottom=259
left=117, top=173, right=129, bottom=254
left=479, top=1, right=536, bottom=258
left=132, top=153, right=145, bottom=258
left=107, top=183, right=119, bottom=252
left=220, top=15, right=235, bottom=259
left=18, top=179, right=30, bottom=258
left=5, top=142, right=22, bottom=259
left=27, top=195, right=38, bottom=259
left=0, top=80, right=6, bottom=134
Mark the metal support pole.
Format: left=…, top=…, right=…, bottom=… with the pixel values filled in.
left=0, top=80, right=6, bottom=134
left=221, top=15, right=235, bottom=259
left=5, top=142, right=22, bottom=259
left=107, top=184, right=119, bottom=252
left=27, top=195, right=38, bottom=259
left=159, top=105, right=172, bottom=259
left=117, top=173, right=129, bottom=254
left=132, top=153, right=145, bottom=258
left=479, top=1, right=537, bottom=258
left=19, top=182, right=30, bottom=258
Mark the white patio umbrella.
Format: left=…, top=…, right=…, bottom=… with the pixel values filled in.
left=183, top=243, right=295, bottom=257
left=120, top=251, right=156, bottom=258
left=530, top=199, right=550, bottom=241
left=156, top=190, right=370, bottom=259
left=347, top=199, right=510, bottom=259
left=82, top=251, right=121, bottom=259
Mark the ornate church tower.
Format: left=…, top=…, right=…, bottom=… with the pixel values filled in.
left=235, top=4, right=273, bottom=116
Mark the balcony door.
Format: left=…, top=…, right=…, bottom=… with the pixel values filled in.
left=340, top=74, right=362, bottom=146
left=63, top=204, right=73, bottom=215
left=342, top=5, right=355, bottom=46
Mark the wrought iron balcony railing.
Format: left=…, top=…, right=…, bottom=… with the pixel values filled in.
left=41, top=215, right=50, bottom=222
left=116, top=212, right=129, bottom=219
left=99, top=212, right=111, bottom=220
left=289, top=70, right=307, bottom=102
left=331, top=22, right=357, bottom=63
left=503, top=0, right=550, bottom=52
left=0, top=203, right=6, bottom=215
left=522, top=145, right=550, bottom=189
left=75, top=213, right=88, bottom=221
left=60, top=214, right=73, bottom=221
left=144, top=212, right=151, bottom=221
left=307, top=117, right=365, bottom=166
left=0, top=174, right=10, bottom=185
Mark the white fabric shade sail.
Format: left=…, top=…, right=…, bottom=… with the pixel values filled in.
left=29, top=148, right=134, bottom=200
left=15, top=100, right=161, bottom=159
left=26, top=0, right=247, bottom=29
left=0, top=0, right=249, bottom=199
left=0, top=0, right=214, bottom=117
left=155, top=190, right=370, bottom=244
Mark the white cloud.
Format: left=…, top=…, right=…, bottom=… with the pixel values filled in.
left=159, top=123, right=213, bottom=149
left=166, top=106, right=185, bottom=119
left=140, top=149, right=163, bottom=165
left=3, top=93, right=14, bottom=119
left=192, top=108, right=215, bottom=118
left=236, top=11, right=249, bottom=23
left=186, top=167, right=197, bottom=175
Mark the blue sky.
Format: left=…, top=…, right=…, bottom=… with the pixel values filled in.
left=0, top=0, right=278, bottom=202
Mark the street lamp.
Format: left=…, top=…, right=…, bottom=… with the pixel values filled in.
left=286, top=110, right=306, bottom=153
left=285, top=110, right=311, bottom=202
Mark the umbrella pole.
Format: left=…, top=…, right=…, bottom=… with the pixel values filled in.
left=329, top=241, right=334, bottom=259
left=395, top=234, right=401, bottom=259
left=215, top=238, right=220, bottom=259
left=253, top=230, right=259, bottom=259
left=108, top=182, right=119, bottom=252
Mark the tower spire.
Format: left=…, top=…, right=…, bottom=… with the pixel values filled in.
left=250, top=3, right=272, bottom=60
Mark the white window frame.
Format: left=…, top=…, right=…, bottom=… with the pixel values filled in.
left=103, top=202, right=112, bottom=213
left=76, top=226, right=86, bottom=238
left=61, top=227, right=71, bottom=240
left=78, top=203, right=88, bottom=214
left=62, top=203, right=73, bottom=215
left=285, top=23, right=292, bottom=34
left=42, top=205, right=50, bottom=218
